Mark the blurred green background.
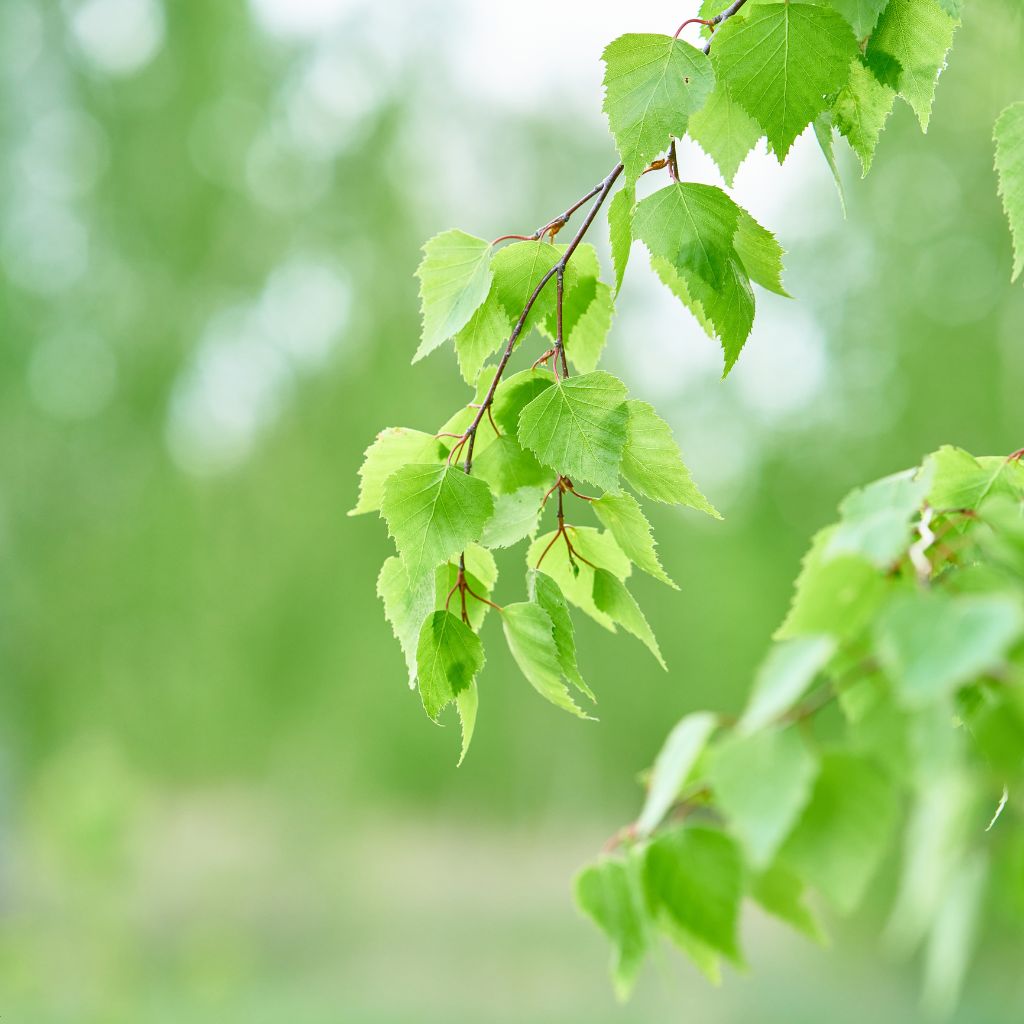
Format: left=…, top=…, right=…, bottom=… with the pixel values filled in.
left=1, top=0, right=1023, bottom=1020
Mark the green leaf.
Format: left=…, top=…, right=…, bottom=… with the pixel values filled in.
left=688, top=80, right=762, bottom=186
left=634, top=183, right=758, bottom=372
left=527, top=527, right=631, bottom=631
left=936, top=0, right=962, bottom=14
left=592, top=568, right=666, bottom=668
left=994, top=102, right=1024, bottom=282
left=866, top=0, right=958, bottom=131
left=733, top=207, right=789, bottom=297
left=643, top=826, right=743, bottom=961
left=738, top=635, right=837, bottom=733
left=350, top=428, right=443, bottom=516
left=833, top=58, right=896, bottom=176
left=575, top=856, right=650, bottom=1000
left=813, top=114, right=847, bottom=217
left=473, top=434, right=549, bottom=495
left=456, top=682, right=478, bottom=766
left=925, top=446, right=1024, bottom=511
left=602, top=34, right=716, bottom=187
left=414, top=230, right=493, bottom=361
left=751, top=864, right=824, bottom=942
left=824, top=467, right=929, bottom=567
left=454, top=294, right=511, bottom=385
left=593, top=491, right=678, bottom=588
left=620, top=400, right=720, bottom=514
left=501, top=601, right=590, bottom=718
left=708, top=726, right=818, bottom=868
left=529, top=570, right=593, bottom=699
left=712, top=2, right=858, bottom=160
left=775, top=527, right=888, bottom=641
left=479, top=486, right=545, bottom=549
left=874, top=591, right=1024, bottom=706
left=377, top=556, right=436, bottom=687
left=819, top=0, right=890, bottom=37
left=566, top=281, right=614, bottom=374
left=608, top=186, right=634, bottom=295
left=490, top=241, right=563, bottom=334
left=517, top=371, right=629, bottom=491
left=415, top=610, right=485, bottom=721
left=492, top=368, right=555, bottom=435
left=380, top=464, right=494, bottom=584
left=636, top=712, right=718, bottom=837
left=780, top=752, right=898, bottom=913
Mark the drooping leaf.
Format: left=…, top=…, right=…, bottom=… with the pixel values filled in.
left=479, top=486, right=545, bottom=549
left=711, top=2, right=858, bottom=160
left=780, top=752, right=899, bottom=913
left=527, top=527, right=631, bottom=631
left=994, top=102, right=1024, bottom=282
left=751, top=864, right=824, bottom=942
left=874, top=591, right=1024, bottom=706
left=592, top=568, right=666, bottom=668
left=529, top=569, right=592, bottom=699
left=688, top=80, right=762, bottom=186
left=492, top=368, right=555, bottom=435
left=620, top=400, right=720, bottom=514
left=567, top=281, right=614, bottom=374
left=636, top=712, right=718, bottom=837
left=415, top=230, right=493, bottom=361
left=490, top=240, right=566, bottom=335
left=608, top=186, right=635, bottom=295
left=738, top=634, right=837, bottom=733
left=833, top=58, right=897, bottom=175
left=820, top=0, right=891, bottom=37
left=925, top=446, right=1024, bottom=511
left=517, top=371, right=630, bottom=491
left=473, top=434, right=550, bottom=495
left=454, top=294, right=512, bottom=385
left=634, top=183, right=760, bottom=371
left=593, top=491, right=678, bottom=588
left=708, top=726, right=818, bottom=868
left=501, top=601, right=590, bottom=718
left=602, top=33, right=716, bottom=187
left=643, top=826, right=744, bottom=961
left=415, top=610, right=485, bottom=721
left=377, top=556, right=436, bottom=687
left=380, top=464, right=494, bottom=584
left=575, top=856, right=650, bottom=1000
left=456, top=683, right=478, bottom=766
left=866, top=0, right=958, bottom=131
left=350, top=428, right=444, bottom=516
left=813, top=114, right=848, bottom=218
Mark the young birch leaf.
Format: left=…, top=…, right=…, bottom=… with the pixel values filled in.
left=593, top=492, right=678, bottom=588
left=350, top=428, right=444, bottom=516
left=688, top=80, right=763, bottom=187
left=416, top=610, right=485, bottom=721
left=925, top=445, right=1024, bottom=511
left=492, top=368, right=555, bottom=435
left=517, top=371, right=629, bottom=491
left=813, top=114, right=848, bottom=218
left=833, top=58, right=896, bottom=176
left=575, top=856, right=650, bottom=1000
left=592, top=568, right=666, bottom=669
left=780, top=753, right=898, bottom=914
left=490, top=240, right=562, bottom=332
left=994, top=102, right=1024, bottom=282
left=529, top=570, right=593, bottom=699
left=643, top=826, right=743, bottom=962
left=751, top=864, right=825, bottom=942
left=479, top=486, right=545, bottom=549
left=415, top=230, right=493, bottom=361
left=636, top=712, right=718, bottom=837
left=821, top=0, right=891, bottom=38
left=567, top=281, right=614, bottom=374
left=712, top=2, right=858, bottom=161
left=738, top=635, right=837, bottom=734
left=527, top=527, right=631, bottom=631
left=502, top=602, right=591, bottom=718
left=620, top=400, right=720, bottom=515
left=602, top=34, right=716, bottom=187
left=708, top=726, right=817, bottom=868
left=380, top=464, right=494, bottom=585
left=874, top=591, right=1024, bottom=706
left=454, top=295, right=511, bottom=385
left=456, top=682, right=478, bottom=766
left=377, top=556, right=435, bottom=688
left=866, top=0, right=958, bottom=131
left=473, top=435, right=549, bottom=495
left=733, top=208, right=789, bottom=297
left=633, top=183, right=757, bottom=372
left=608, top=186, right=635, bottom=295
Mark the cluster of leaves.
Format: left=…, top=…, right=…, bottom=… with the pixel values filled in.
left=577, top=447, right=1024, bottom=1011
left=351, top=0, right=1024, bottom=761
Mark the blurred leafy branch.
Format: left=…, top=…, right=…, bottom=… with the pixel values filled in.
left=347, top=0, right=1024, bottom=1006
